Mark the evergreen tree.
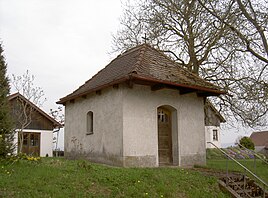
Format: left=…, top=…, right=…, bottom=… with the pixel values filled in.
left=0, top=43, right=14, bottom=158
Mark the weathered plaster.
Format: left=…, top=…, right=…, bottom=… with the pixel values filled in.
left=64, top=87, right=123, bottom=166
left=65, top=84, right=206, bottom=167
left=122, top=84, right=205, bottom=167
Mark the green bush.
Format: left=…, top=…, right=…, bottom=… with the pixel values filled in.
left=239, top=136, right=255, bottom=150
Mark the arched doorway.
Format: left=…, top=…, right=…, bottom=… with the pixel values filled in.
left=158, top=107, right=173, bottom=165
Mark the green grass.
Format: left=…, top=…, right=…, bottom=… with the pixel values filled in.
left=206, top=159, right=268, bottom=183
left=0, top=158, right=228, bottom=198
left=206, top=148, right=225, bottom=160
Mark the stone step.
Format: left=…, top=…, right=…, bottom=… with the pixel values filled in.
left=220, top=176, right=267, bottom=198
left=236, top=189, right=253, bottom=194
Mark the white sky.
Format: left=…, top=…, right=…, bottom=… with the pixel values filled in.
left=0, top=0, right=257, bottom=147
left=0, top=0, right=123, bottom=112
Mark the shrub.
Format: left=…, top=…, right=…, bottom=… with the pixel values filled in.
left=239, top=136, right=255, bottom=150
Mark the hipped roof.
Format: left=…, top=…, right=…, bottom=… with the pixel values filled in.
left=58, top=44, right=225, bottom=104
left=8, top=92, right=62, bottom=128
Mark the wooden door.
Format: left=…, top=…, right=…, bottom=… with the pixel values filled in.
left=158, top=107, right=172, bottom=165
left=20, top=132, right=40, bottom=156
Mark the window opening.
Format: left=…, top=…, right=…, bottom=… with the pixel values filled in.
left=87, top=111, right=93, bottom=135
left=213, top=129, right=218, bottom=141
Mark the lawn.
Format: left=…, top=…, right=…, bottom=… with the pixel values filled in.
left=206, top=159, right=268, bottom=184
left=0, top=158, right=229, bottom=198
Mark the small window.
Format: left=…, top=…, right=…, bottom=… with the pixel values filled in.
left=23, top=133, right=28, bottom=145
left=213, top=129, right=218, bottom=141
left=30, top=134, right=39, bottom=146
left=158, top=110, right=169, bottom=123
left=86, top=111, right=93, bottom=135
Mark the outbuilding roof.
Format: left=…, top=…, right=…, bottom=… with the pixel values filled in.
left=58, top=44, right=225, bottom=104
left=8, top=92, right=62, bottom=128
left=250, top=131, right=268, bottom=148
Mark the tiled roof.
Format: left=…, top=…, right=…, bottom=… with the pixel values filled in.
left=250, top=131, right=268, bottom=148
left=58, top=44, right=225, bottom=104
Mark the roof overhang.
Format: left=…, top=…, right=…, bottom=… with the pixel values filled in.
left=57, top=73, right=226, bottom=105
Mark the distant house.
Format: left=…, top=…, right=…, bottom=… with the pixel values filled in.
left=58, top=44, right=225, bottom=167
left=250, top=131, right=268, bottom=156
left=8, top=93, right=61, bottom=157
left=205, top=101, right=226, bottom=148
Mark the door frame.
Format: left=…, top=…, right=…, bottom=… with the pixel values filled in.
left=19, top=131, right=41, bottom=156
left=157, top=105, right=178, bottom=166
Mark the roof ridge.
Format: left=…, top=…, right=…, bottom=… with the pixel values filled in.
left=120, top=43, right=149, bottom=57
left=132, top=44, right=148, bottom=74
left=148, top=46, right=223, bottom=90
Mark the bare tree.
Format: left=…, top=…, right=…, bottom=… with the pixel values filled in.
left=112, top=0, right=268, bottom=127
left=198, top=0, right=268, bottom=64
left=198, top=0, right=268, bottom=127
left=12, top=70, right=46, bottom=107
left=11, top=70, right=46, bottom=153
left=50, top=106, right=64, bottom=156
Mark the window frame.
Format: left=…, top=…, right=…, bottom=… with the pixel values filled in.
left=212, top=129, right=218, bottom=141
left=86, top=111, right=94, bottom=135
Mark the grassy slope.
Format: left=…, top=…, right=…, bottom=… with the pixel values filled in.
left=206, top=148, right=268, bottom=183
left=207, top=159, right=268, bottom=183
left=0, top=158, right=228, bottom=198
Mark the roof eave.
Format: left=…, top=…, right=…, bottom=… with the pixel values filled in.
left=57, top=73, right=226, bottom=104
left=57, top=76, right=130, bottom=104
left=131, top=74, right=226, bottom=96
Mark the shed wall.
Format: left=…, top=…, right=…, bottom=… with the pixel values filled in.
left=14, top=129, right=53, bottom=157
left=205, top=126, right=221, bottom=148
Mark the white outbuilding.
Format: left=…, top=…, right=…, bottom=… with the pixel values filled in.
left=9, top=93, right=61, bottom=157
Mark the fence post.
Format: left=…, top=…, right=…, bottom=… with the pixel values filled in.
left=226, top=156, right=229, bottom=186
left=253, top=154, right=256, bottom=173
left=243, top=168, right=246, bottom=196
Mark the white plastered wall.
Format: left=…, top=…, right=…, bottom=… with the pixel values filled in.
left=64, top=84, right=206, bottom=167
left=205, top=126, right=221, bottom=148
left=13, top=129, right=53, bottom=157
left=64, top=86, right=123, bottom=165
left=122, top=84, right=206, bottom=167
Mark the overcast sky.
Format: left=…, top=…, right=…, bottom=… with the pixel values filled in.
left=0, top=0, right=123, bottom=112
left=0, top=0, right=256, bottom=146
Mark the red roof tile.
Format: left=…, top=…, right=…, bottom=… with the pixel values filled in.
left=58, top=44, right=225, bottom=104
left=250, top=131, right=268, bottom=147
